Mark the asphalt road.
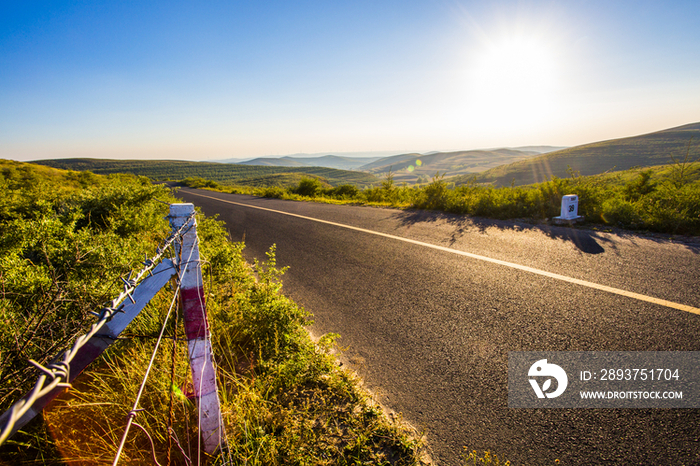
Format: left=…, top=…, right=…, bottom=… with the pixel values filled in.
left=174, top=187, right=700, bottom=466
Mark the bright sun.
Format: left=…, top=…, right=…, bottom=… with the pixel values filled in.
left=469, top=35, right=559, bottom=124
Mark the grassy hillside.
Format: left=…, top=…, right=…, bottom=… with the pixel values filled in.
left=33, top=158, right=379, bottom=187
left=232, top=147, right=559, bottom=184
left=509, top=145, right=567, bottom=154
left=183, top=172, right=335, bottom=190
left=470, top=122, right=700, bottom=187
left=358, top=148, right=542, bottom=183
left=238, top=157, right=309, bottom=167
left=239, top=155, right=381, bottom=170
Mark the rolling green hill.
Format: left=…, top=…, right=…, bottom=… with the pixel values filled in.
left=237, top=157, right=309, bottom=167
left=32, top=158, right=379, bottom=187
left=230, top=147, right=561, bottom=183
left=224, top=172, right=329, bottom=188
left=358, top=148, right=545, bottom=183
left=238, top=155, right=381, bottom=170
left=466, top=122, right=700, bottom=187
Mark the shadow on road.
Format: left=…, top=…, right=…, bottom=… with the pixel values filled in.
left=391, top=209, right=700, bottom=255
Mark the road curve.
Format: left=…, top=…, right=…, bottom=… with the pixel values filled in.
left=175, top=187, right=700, bottom=466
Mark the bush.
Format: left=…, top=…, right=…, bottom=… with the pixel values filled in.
left=413, top=173, right=449, bottom=210
left=327, top=184, right=359, bottom=199
left=363, top=186, right=386, bottom=203
left=624, top=169, right=656, bottom=201
left=181, top=176, right=221, bottom=189
left=293, top=177, right=324, bottom=197
left=601, top=198, right=641, bottom=227
left=261, top=186, right=286, bottom=198
left=641, top=183, right=700, bottom=234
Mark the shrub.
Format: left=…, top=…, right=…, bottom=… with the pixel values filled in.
left=181, top=176, right=221, bottom=189
left=261, top=186, right=286, bottom=198
left=363, top=186, right=386, bottom=203
left=601, top=198, right=641, bottom=227
left=641, top=183, right=700, bottom=234
left=624, top=170, right=656, bottom=201
left=413, top=173, right=449, bottom=210
left=327, top=184, right=359, bottom=199
left=293, top=177, right=324, bottom=197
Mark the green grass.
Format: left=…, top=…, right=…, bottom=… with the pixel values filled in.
left=461, top=449, right=512, bottom=465
left=33, top=158, right=379, bottom=188
left=0, top=160, right=425, bottom=465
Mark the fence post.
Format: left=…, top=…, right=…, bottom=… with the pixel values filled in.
left=169, top=204, right=222, bottom=455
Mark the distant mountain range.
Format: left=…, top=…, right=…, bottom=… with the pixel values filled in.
left=238, top=155, right=383, bottom=170
left=465, top=122, right=700, bottom=187
left=215, top=150, right=408, bottom=165
left=231, top=146, right=566, bottom=182
left=357, top=147, right=566, bottom=183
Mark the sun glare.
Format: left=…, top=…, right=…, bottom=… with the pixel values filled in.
left=468, top=35, right=559, bottom=125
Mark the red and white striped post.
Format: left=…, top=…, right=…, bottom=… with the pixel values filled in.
left=169, top=204, right=222, bottom=455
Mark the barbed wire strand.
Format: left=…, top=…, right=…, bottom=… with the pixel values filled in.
left=169, top=426, right=193, bottom=466
left=132, top=420, right=163, bottom=466
left=192, top=235, right=212, bottom=466
left=180, top=223, right=206, bottom=466
left=168, top=222, right=205, bottom=466
left=112, top=232, right=197, bottom=466
left=167, top=292, right=180, bottom=466
left=172, top=213, right=224, bottom=466
left=167, top=225, right=220, bottom=465
left=175, top=225, right=205, bottom=466
left=199, top=252, right=234, bottom=466
left=194, top=235, right=204, bottom=466
left=189, top=234, right=232, bottom=466
left=0, top=212, right=196, bottom=447
left=184, top=382, right=193, bottom=463
left=201, top=248, right=233, bottom=466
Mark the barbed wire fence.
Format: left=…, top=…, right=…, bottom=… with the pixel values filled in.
left=0, top=203, right=228, bottom=465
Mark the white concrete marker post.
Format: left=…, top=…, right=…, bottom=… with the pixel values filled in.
left=553, top=194, right=584, bottom=224
left=169, top=204, right=223, bottom=455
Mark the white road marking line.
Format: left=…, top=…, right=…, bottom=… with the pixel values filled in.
left=185, top=191, right=700, bottom=315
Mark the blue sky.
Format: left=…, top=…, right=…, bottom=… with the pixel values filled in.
left=1, top=0, right=699, bottom=161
